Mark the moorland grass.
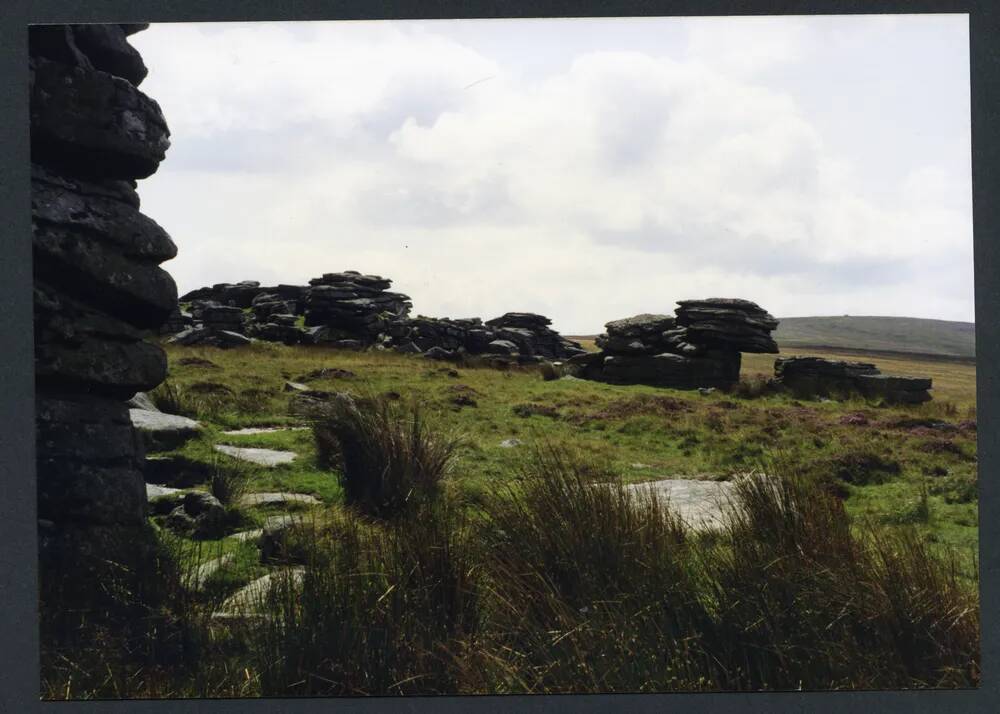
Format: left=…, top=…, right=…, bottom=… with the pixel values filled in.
left=39, top=341, right=980, bottom=697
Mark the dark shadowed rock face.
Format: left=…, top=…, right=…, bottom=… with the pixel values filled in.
left=774, top=356, right=932, bottom=404
left=32, top=24, right=175, bottom=531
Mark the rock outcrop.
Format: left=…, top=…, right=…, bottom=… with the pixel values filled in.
left=774, top=356, right=932, bottom=404
left=304, top=271, right=412, bottom=347
left=32, top=24, right=175, bottom=535
left=484, top=313, right=588, bottom=360
left=173, top=274, right=584, bottom=360
left=575, top=299, right=778, bottom=389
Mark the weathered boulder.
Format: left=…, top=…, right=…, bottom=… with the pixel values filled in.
left=580, top=298, right=778, bottom=390
left=70, top=23, right=148, bottom=85
left=167, top=326, right=252, bottom=349
left=675, top=298, right=779, bottom=353
left=129, top=409, right=201, bottom=451
left=30, top=56, right=169, bottom=180
left=773, top=356, right=932, bottom=404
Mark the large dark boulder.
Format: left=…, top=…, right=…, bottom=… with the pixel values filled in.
left=30, top=56, right=170, bottom=180
left=774, top=356, right=932, bottom=403
left=71, top=23, right=148, bottom=85
left=36, top=395, right=147, bottom=525
left=601, top=350, right=741, bottom=390
left=675, top=298, right=779, bottom=353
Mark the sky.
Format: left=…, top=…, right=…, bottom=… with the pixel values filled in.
left=130, top=14, right=973, bottom=335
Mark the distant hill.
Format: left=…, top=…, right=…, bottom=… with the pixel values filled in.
left=774, top=316, right=975, bottom=360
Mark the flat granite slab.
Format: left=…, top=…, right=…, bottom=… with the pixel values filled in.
left=238, top=492, right=321, bottom=508
left=214, top=444, right=297, bottom=466
left=131, top=409, right=201, bottom=450
left=213, top=567, right=305, bottom=619
left=187, top=553, right=236, bottom=592
left=623, top=479, right=736, bottom=532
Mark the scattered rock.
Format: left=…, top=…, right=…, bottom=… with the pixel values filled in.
left=186, top=553, right=235, bottom=592
left=213, top=567, right=306, bottom=619
left=127, top=391, right=159, bottom=412
left=129, top=408, right=200, bottom=450
left=500, top=438, right=523, bottom=448
left=214, top=444, right=297, bottom=467
left=237, top=492, right=321, bottom=508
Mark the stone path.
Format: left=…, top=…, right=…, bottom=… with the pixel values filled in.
left=624, top=478, right=736, bottom=532
left=187, top=553, right=235, bottom=592
left=238, top=492, right=321, bottom=508
left=221, top=426, right=309, bottom=435
left=213, top=567, right=306, bottom=619
left=214, top=444, right=297, bottom=466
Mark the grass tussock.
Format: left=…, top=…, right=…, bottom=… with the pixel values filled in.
left=209, top=455, right=254, bottom=506
left=311, top=394, right=462, bottom=518
left=233, top=447, right=977, bottom=695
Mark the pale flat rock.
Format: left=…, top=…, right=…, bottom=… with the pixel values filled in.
left=131, top=409, right=201, bottom=450
left=238, top=492, right=321, bottom=508
left=146, top=483, right=184, bottom=499
left=213, top=567, right=305, bottom=619
left=127, top=391, right=160, bottom=412
left=227, top=529, right=264, bottom=543
left=624, top=479, right=736, bottom=532
left=221, top=426, right=309, bottom=435
left=264, top=513, right=304, bottom=530
left=187, top=553, right=235, bottom=592
left=214, top=444, right=296, bottom=466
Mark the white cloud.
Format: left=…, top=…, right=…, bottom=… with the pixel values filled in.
left=131, top=17, right=973, bottom=334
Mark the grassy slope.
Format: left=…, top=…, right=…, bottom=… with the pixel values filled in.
left=156, top=341, right=978, bottom=573
left=773, top=316, right=975, bottom=358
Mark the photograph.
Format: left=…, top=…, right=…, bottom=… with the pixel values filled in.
left=30, top=14, right=979, bottom=699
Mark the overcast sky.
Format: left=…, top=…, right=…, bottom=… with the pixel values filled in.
left=130, top=14, right=973, bottom=334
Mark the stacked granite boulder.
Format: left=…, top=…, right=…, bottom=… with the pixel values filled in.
left=304, top=271, right=412, bottom=347
left=31, top=24, right=175, bottom=552
left=166, top=302, right=252, bottom=348
left=485, top=313, right=588, bottom=360
left=385, top=312, right=585, bottom=363
left=248, top=313, right=304, bottom=346
left=388, top=316, right=491, bottom=355
left=774, top=356, right=932, bottom=404
left=573, top=299, right=778, bottom=389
